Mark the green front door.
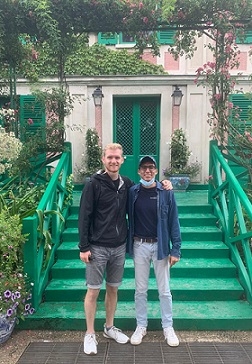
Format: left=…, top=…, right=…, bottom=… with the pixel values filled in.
left=114, top=97, right=160, bottom=183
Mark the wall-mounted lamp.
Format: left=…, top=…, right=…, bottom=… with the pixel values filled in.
left=92, top=86, right=104, bottom=106
left=171, top=86, right=183, bottom=106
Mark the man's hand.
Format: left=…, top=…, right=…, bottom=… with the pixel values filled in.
left=162, top=179, right=173, bottom=190
left=169, top=255, right=179, bottom=267
left=80, top=251, right=92, bottom=263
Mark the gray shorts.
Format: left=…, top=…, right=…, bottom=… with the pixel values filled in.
left=85, top=244, right=126, bottom=289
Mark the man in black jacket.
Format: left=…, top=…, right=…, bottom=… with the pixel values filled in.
left=78, top=143, right=133, bottom=355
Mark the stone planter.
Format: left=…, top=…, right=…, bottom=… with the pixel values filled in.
left=0, top=316, right=16, bottom=344
left=169, top=174, right=190, bottom=191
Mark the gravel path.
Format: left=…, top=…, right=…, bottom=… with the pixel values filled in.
left=1, top=330, right=252, bottom=364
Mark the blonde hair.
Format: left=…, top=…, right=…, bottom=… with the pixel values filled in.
left=103, top=143, right=124, bottom=156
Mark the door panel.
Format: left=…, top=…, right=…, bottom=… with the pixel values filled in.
left=114, top=97, right=160, bottom=183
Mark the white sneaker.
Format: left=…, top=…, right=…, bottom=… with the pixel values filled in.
left=130, top=326, right=147, bottom=345
left=84, top=333, right=98, bottom=355
left=103, top=325, right=129, bottom=344
left=163, top=327, right=179, bottom=347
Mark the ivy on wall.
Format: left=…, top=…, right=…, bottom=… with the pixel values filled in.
left=18, top=41, right=166, bottom=81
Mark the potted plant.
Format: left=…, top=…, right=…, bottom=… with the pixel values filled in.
left=75, top=128, right=102, bottom=183
left=163, top=128, right=201, bottom=190
left=0, top=210, right=34, bottom=344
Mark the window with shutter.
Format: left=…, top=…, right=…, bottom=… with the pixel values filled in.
left=230, top=94, right=252, bottom=124
left=228, top=93, right=252, bottom=181
left=98, top=31, right=176, bottom=46
left=236, top=30, right=252, bottom=44
left=158, top=30, right=175, bottom=45
left=119, top=33, right=135, bottom=43
left=98, top=32, right=118, bottom=45
left=19, top=95, right=46, bottom=142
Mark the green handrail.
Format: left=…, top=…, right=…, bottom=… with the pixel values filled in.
left=209, top=140, right=252, bottom=303
left=22, top=142, right=72, bottom=310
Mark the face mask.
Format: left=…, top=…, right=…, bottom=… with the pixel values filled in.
left=140, top=178, right=155, bottom=187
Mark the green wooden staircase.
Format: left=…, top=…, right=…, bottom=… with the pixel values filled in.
left=20, top=190, right=252, bottom=331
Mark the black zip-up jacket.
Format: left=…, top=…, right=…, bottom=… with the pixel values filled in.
left=78, top=171, right=133, bottom=252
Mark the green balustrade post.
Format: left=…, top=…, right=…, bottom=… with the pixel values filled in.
left=208, top=140, right=216, bottom=204
left=64, top=141, right=72, bottom=175
left=22, top=215, right=40, bottom=310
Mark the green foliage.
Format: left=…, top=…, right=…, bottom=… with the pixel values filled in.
left=18, top=41, right=166, bottom=80
left=7, top=87, right=73, bottom=179
left=32, top=86, right=74, bottom=124
left=10, top=128, right=65, bottom=179
left=76, top=128, right=102, bottom=181
left=0, top=211, right=26, bottom=273
left=0, top=180, right=45, bottom=220
left=192, top=5, right=252, bottom=184
left=0, top=210, right=33, bottom=321
left=170, top=128, right=191, bottom=171
left=63, top=174, right=74, bottom=209
left=163, top=128, right=201, bottom=178
left=36, top=208, right=65, bottom=269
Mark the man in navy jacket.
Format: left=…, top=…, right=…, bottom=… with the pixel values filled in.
left=127, top=155, right=181, bottom=347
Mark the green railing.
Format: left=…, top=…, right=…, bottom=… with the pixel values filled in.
left=209, top=140, right=252, bottom=303
left=22, top=142, right=73, bottom=310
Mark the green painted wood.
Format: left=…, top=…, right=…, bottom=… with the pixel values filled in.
left=98, top=32, right=118, bottom=45
left=19, top=95, right=46, bottom=142
left=20, top=190, right=252, bottom=331
left=44, top=277, right=244, bottom=302
left=18, top=300, right=252, bottom=331
left=114, top=97, right=160, bottom=183
left=158, top=30, right=175, bottom=44
left=178, top=213, right=218, bottom=226
left=50, top=257, right=236, bottom=280
left=57, top=240, right=229, bottom=260
left=97, top=31, right=176, bottom=46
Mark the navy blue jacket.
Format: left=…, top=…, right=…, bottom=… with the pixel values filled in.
left=128, top=181, right=182, bottom=260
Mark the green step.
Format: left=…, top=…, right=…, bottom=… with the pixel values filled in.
left=51, top=258, right=237, bottom=279
left=178, top=213, right=217, bottom=226
left=180, top=226, right=222, bottom=241
left=18, top=300, right=252, bottom=331
left=61, top=226, right=223, bottom=242
left=65, top=214, right=79, bottom=228
left=24, top=189, right=251, bottom=332
left=57, top=240, right=229, bottom=260
left=66, top=213, right=218, bottom=228
left=180, top=241, right=229, bottom=258
left=44, top=277, right=244, bottom=302
left=178, top=204, right=214, bottom=214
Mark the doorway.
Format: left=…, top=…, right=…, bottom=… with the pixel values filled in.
left=113, top=96, right=160, bottom=182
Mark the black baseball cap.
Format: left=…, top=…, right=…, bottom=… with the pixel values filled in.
left=138, top=155, right=157, bottom=168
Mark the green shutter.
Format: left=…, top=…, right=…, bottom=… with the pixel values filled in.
left=236, top=30, right=252, bottom=44
left=158, top=30, right=175, bottom=44
left=98, top=32, right=118, bottom=45
left=19, top=95, right=46, bottom=142
left=19, top=95, right=47, bottom=169
left=230, top=94, right=252, bottom=124
left=228, top=94, right=252, bottom=183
